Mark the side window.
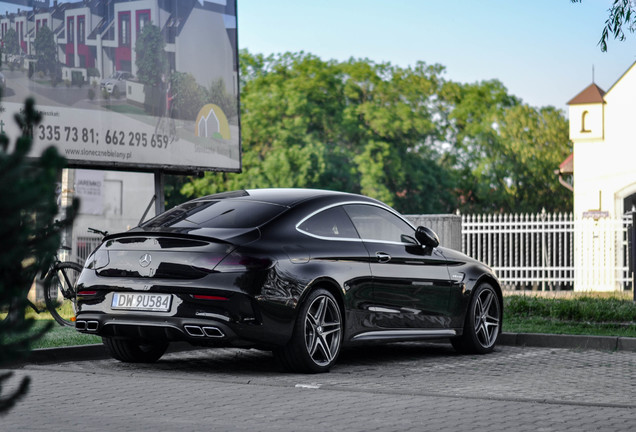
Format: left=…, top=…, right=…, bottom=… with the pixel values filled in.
left=344, top=204, right=414, bottom=243
left=298, top=206, right=359, bottom=239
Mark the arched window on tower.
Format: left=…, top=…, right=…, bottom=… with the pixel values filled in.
left=581, top=110, right=591, bottom=133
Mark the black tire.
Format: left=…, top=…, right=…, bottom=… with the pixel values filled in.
left=451, top=283, right=501, bottom=354
left=274, top=288, right=343, bottom=373
left=102, top=337, right=168, bottom=363
left=44, top=261, right=83, bottom=327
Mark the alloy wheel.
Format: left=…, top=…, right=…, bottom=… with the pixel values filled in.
left=304, top=294, right=342, bottom=367
left=472, top=286, right=500, bottom=348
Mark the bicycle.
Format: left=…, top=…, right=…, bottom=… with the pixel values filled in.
left=43, top=227, right=109, bottom=326
left=1, top=227, right=108, bottom=327
left=0, top=245, right=81, bottom=328
left=42, top=247, right=83, bottom=327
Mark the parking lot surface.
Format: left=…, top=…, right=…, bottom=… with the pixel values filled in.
left=1, top=343, right=634, bottom=431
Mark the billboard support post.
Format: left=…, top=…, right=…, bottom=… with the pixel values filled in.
left=154, top=171, right=165, bottom=216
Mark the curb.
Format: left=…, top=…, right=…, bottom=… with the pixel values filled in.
left=7, top=333, right=636, bottom=366
left=7, top=341, right=198, bottom=367
left=498, top=332, right=636, bottom=352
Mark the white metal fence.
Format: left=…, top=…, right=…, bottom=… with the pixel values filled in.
left=75, top=235, right=102, bottom=264
left=462, top=212, right=632, bottom=291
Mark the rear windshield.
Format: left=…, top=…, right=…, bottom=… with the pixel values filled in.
left=141, top=200, right=286, bottom=229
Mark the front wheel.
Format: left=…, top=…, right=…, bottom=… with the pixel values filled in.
left=452, top=283, right=501, bottom=354
left=274, top=288, right=343, bottom=373
left=44, top=261, right=83, bottom=327
left=103, top=337, right=168, bottom=363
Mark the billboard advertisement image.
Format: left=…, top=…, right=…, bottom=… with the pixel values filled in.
left=0, top=0, right=240, bottom=173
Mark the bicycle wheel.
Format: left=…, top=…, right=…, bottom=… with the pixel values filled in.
left=44, top=261, right=83, bottom=327
left=0, top=299, right=17, bottom=326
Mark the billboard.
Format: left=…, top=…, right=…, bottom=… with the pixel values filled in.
left=0, top=0, right=240, bottom=173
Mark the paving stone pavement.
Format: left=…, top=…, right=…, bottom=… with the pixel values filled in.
left=1, top=343, right=634, bottom=431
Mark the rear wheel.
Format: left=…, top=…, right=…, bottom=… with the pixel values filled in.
left=102, top=337, right=168, bottom=363
left=274, top=288, right=343, bottom=373
left=452, top=283, right=501, bottom=354
left=44, top=261, right=82, bottom=327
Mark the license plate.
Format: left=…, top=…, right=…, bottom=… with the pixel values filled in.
left=111, top=293, right=172, bottom=312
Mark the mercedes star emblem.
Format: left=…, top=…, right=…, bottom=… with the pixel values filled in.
left=139, top=253, right=152, bottom=268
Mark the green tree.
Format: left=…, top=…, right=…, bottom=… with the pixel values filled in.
left=208, top=78, right=238, bottom=120
left=339, top=59, right=453, bottom=213
left=440, top=79, right=571, bottom=213
left=33, top=26, right=57, bottom=77
left=135, top=24, right=167, bottom=87
left=135, top=24, right=167, bottom=116
left=184, top=51, right=454, bottom=214
left=180, top=50, right=570, bottom=215
left=0, top=98, right=78, bottom=413
left=169, top=72, right=207, bottom=120
left=3, top=28, right=20, bottom=55
left=572, top=0, right=636, bottom=51
left=497, top=105, right=571, bottom=211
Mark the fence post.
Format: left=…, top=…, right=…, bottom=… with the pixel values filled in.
left=541, top=207, right=546, bottom=291
left=631, top=211, right=636, bottom=302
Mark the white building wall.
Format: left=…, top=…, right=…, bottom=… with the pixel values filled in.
left=602, top=64, right=636, bottom=217
left=114, top=0, right=159, bottom=77
left=68, top=169, right=156, bottom=261
left=571, top=65, right=636, bottom=219
left=569, top=62, right=636, bottom=291
left=176, top=9, right=235, bottom=95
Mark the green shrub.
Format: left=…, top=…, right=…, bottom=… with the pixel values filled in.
left=87, top=67, right=100, bottom=78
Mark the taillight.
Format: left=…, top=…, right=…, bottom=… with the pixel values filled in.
left=78, top=290, right=97, bottom=296
left=192, top=295, right=229, bottom=301
left=214, top=251, right=272, bottom=272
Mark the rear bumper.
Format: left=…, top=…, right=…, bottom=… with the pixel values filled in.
left=75, top=312, right=247, bottom=346
left=75, top=268, right=300, bottom=348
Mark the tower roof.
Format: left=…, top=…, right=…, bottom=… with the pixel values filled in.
left=567, top=83, right=605, bottom=105
left=558, top=153, right=573, bottom=175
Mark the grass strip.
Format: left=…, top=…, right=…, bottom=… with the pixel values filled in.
left=504, top=295, right=636, bottom=322
left=503, top=295, right=636, bottom=337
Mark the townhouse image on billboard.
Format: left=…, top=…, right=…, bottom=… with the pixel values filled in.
left=0, top=0, right=240, bottom=173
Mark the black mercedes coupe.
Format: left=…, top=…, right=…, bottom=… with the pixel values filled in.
left=75, top=188, right=502, bottom=373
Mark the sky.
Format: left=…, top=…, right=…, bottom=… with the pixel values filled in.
left=237, top=0, right=636, bottom=113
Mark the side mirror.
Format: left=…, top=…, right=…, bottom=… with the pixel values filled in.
left=415, top=226, right=439, bottom=248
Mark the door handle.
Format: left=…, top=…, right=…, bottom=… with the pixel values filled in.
left=376, top=252, right=391, bottom=263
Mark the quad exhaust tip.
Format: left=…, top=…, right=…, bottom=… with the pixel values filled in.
left=76, top=320, right=99, bottom=332
left=184, top=325, right=225, bottom=338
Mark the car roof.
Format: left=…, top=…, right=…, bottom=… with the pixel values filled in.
left=190, top=188, right=377, bottom=208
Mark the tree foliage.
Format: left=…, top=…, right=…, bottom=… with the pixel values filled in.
left=135, top=24, right=167, bottom=87
left=184, top=51, right=455, bottom=214
left=33, top=26, right=56, bottom=76
left=439, top=79, right=572, bottom=213
left=179, top=50, right=572, bottom=215
left=3, top=29, right=20, bottom=56
left=170, top=71, right=207, bottom=120
left=0, top=98, right=78, bottom=413
left=208, top=78, right=238, bottom=120
left=572, top=0, right=636, bottom=51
